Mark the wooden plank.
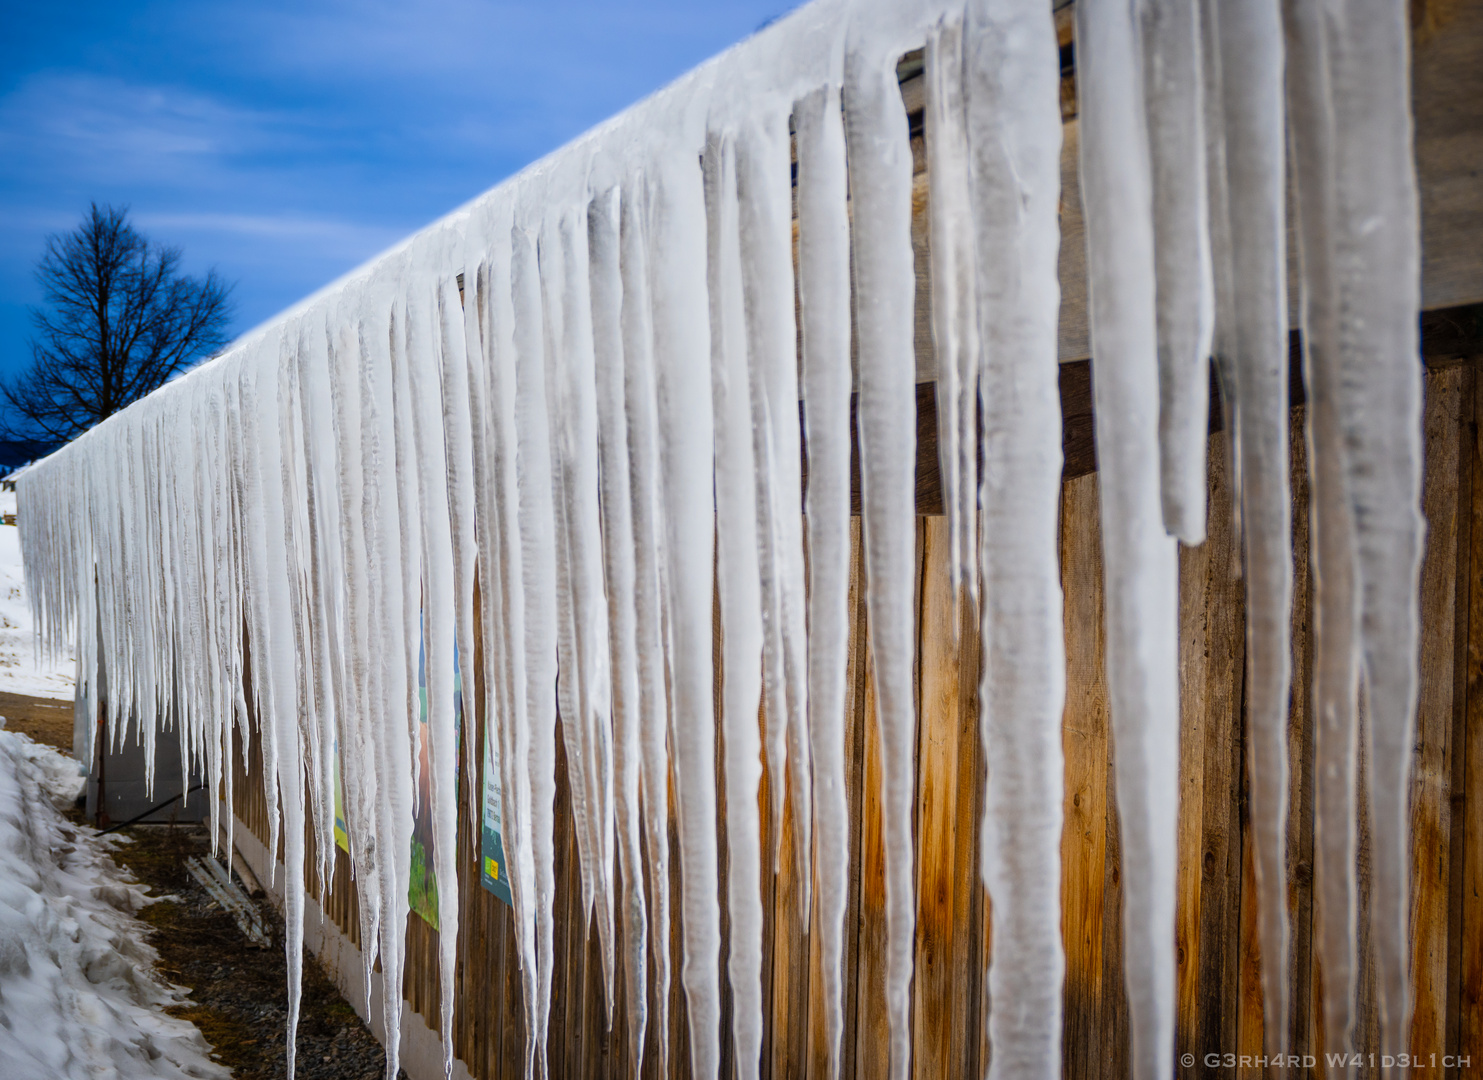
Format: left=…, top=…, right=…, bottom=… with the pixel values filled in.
left=769, top=776, right=811, bottom=1080
left=805, top=517, right=870, bottom=1080
left=853, top=559, right=891, bottom=1080
left=909, top=516, right=974, bottom=1079
left=954, top=538, right=985, bottom=1080
left=1442, top=360, right=1475, bottom=1080
left=1060, top=469, right=1111, bottom=1080
left=1461, top=361, right=1483, bottom=1074
left=1234, top=762, right=1268, bottom=1080
left=1410, top=365, right=1470, bottom=1064
left=1190, top=432, right=1248, bottom=1080
left=1413, top=0, right=1483, bottom=311
left=1099, top=734, right=1129, bottom=1080
left=1286, top=407, right=1317, bottom=1073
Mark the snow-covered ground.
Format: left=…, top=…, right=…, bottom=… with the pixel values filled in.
left=0, top=729, right=228, bottom=1079
left=0, top=488, right=75, bottom=700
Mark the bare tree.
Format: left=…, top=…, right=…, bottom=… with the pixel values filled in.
left=2, top=204, right=234, bottom=443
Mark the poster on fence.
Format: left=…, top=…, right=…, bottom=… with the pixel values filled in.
left=480, top=718, right=513, bottom=906
left=408, top=629, right=462, bottom=930
left=333, top=751, right=349, bottom=853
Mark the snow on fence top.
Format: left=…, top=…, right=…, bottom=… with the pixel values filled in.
left=16, top=1, right=1423, bottom=1079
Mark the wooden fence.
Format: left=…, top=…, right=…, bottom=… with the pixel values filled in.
left=229, top=345, right=1483, bottom=1080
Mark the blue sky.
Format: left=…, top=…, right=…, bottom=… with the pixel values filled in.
left=0, top=0, right=796, bottom=384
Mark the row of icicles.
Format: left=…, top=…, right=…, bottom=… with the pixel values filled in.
left=17, top=0, right=1423, bottom=1079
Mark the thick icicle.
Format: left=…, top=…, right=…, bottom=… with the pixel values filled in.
left=737, top=109, right=811, bottom=910
left=541, top=220, right=602, bottom=953
left=480, top=218, right=544, bottom=1077
left=251, top=335, right=310, bottom=1080
left=1211, top=0, right=1294, bottom=1050
left=1281, top=0, right=1361, bottom=1064
left=963, top=2, right=1067, bottom=1078
left=926, top=14, right=981, bottom=602
left=438, top=247, right=482, bottom=820
left=620, top=179, right=672, bottom=1079
left=843, top=45, right=917, bottom=1080
left=1075, top=3, right=1181, bottom=1079
left=363, top=285, right=418, bottom=1080
left=511, top=223, right=561, bottom=1078
left=588, top=186, right=650, bottom=1073
left=704, top=129, right=766, bottom=1080
left=563, top=207, right=619, bottom=1016
left=648, top=146, right=721, bottom=1080
left=547, top=209, right=618, bottom=1011
left=1328, top=0, right=1425, bottom=1065
left=1142, top=0, right=1215, bottom=543
left=410, top=266, right=465, bottom=1073
left=795, top=80, right=852, bottom=1080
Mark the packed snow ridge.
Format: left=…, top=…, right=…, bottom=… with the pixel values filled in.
left=14, top=1, right=1425, bottom=1079
left=0, top=730, right=227, bottom=1080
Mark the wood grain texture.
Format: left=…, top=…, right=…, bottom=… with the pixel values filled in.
left=1060, top=469, right=1110, bottom=1080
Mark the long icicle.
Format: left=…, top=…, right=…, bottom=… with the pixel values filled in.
left=704, top=127, right=767, bottom=1080
left=737, top=108, right=812, bottom=912
left=1281, top=0, right=1362, bottom=1067
left=588, top=185, right=650, bottom=1073
left=649, top=143, right=721, bottom=1080
left=964, top=2, right=1067, bottom=1078
left=1328, top=0, right=1425, bottom=1066
left=1211, top=0, right=1294, bottom=1051
left=843, top=42, right=918, bottom=1080
left=795, top=80, right=852, bottom=1080
left=1075, top=3, right=1182, bottom=1078
left=621, top=177, right=672, bottom=1079
left=559, top=206, right=618, bottom=1016
left=512, top=220, right=561, bottom=1079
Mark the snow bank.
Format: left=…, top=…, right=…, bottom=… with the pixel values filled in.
left=0, top=730, right=227, bottom=1080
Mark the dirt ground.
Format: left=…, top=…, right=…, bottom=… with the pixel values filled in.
left=96, top=821, right=409, bottom=1080
left=0, top=689, right=74, bottom=752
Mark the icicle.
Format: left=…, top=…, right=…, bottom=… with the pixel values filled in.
left=736, top=109, right=812, bottom=914
left=541, top=220, right=601, bottom=950
left=1210, top=0, right=1294, bottom=1052
left=926, top=14, right=981, bottom=603
left=410, top=265, right=465, bottom=1074
left=588, top=185, right=650, bottom=1073
left=1074, top=3, right=1181, bottom=1079
left=392, top=287, right=426, bottom=826
left=1327, top=0, right=1424, bottom=1066
left=555, top=208, right=618, bottom=1017
left=362, top=284, right=418, bottom=1080
left=298, top=316, right=349, bottom=901
left=843, top=45, right=917, bottom=1080
left=512, top=222, right=561, bottom=1079
left=795, top=80, right=852, bottom=1080
left=326, top=304, right=384, bottom=999
left=250, top=333, right=311, bottom=1080
left=648, top=146, right=721, bottom=1080
left=1281, top=0, right=1361, bottom=1065
left=704, top=128, right=766, bottom=1080
left=480, top=216, right=544, bottom=1078
left=439, top=245, right=482, bottom=825
left=963, top=2, right=1067, bottom=1079
left=1143, top=0, right=1215, bottom=544
left=620, top=177, right=672, bottom=1080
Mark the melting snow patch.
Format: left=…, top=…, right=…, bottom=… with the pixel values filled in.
left=0, top=730, right=228, bottom=1079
